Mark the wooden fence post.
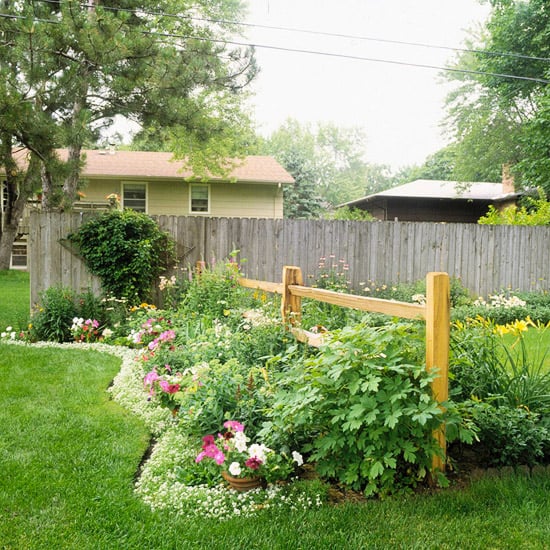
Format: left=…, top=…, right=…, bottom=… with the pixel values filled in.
left=281, top=266, right=303, bottom=326
left=425, top=272, right=450, bottom=473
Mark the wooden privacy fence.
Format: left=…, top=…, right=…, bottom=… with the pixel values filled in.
left=237, top=266, right=451, bottom=472
left=29, top=213, right=550, bottom=306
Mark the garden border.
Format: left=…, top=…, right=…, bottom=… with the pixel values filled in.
left=238, top=266, right=450, bottom=472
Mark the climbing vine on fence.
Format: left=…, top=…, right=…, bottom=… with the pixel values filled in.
left=69, top=209, right=175, bottom=304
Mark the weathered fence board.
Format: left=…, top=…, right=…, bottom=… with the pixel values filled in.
left=29, top=212, right=550, bottom=306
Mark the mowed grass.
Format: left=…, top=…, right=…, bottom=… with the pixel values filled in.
left=0, top=343, right=549, bottom=550
left=0, top=269, right=30, bottom=331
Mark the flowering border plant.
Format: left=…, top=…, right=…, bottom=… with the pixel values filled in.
left=70, top=317, right=102, bottom=343
left=195, top=420, right=303, bottom=484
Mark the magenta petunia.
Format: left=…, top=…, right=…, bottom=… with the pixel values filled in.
left=202, top=435, right=215, bottom=448
left=245, top=456, right=263, bottom=470
left=223, top=420, right=245, bottom=432
left=158, top=380, right=180, bottom=394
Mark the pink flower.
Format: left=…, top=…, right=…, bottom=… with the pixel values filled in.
left=214, top=451, right=226, bottom=465
left=143, top=370, right=159, bottom=395
left=195, top=451, right=206, bottom=463
left=223, top=420, right=245, bottom=432
left=158, top=380, right=180, bottom=394
left=159, top=330, right=176, bottom=341
left=245, top=457, right=263, bottom=470
left=202, top=435, right=215, bottom=448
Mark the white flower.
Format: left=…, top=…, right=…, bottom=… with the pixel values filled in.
left=102, top=328, right=114, bottom=338
left=228, top=462, right=242, bottom=476
left=292, top=451, right=303, bottom=466
left=6, top=326, right=12, bottom=332
left=234, top=431, right=248, bottom=453
left=248, top=443, right=270, bottom=463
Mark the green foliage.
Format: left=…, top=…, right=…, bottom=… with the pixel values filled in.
left=478, top=188, right=550, bottom=225
left=29, top=286, right=78, bottom=342
left=327, top=207, right=375, bottom=221
left=179, top=253, right=256, bottom=324
left=444, top=0, right=550, bottom=192
left=263, top=321, right=449, bottom=496
left=450, top=318, right=550, bottom=414
left=452, top=292, right=550, bottom=324
left=262, top=118, right=394, bottom=212
left=395, top=145, right=458, bottom=184
left=69, top=210, right=175, bottom=304
left=0, top=0, right=256, bottom=211
left=302, top=255, right=362, bottom=330
left=460, top=401, right=549, bottom=468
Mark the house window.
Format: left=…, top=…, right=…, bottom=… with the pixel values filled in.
left=1, top=180, right=7, bottom=212
left=123, top=183, right=147, bottom=212
left=190, top=184, right=210, bottom=213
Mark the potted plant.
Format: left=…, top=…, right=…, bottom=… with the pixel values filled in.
left=195, top=420, right=303, bottom=491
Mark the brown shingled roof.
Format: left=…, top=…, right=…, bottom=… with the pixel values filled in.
left=60, top=149, right=294, bottom=184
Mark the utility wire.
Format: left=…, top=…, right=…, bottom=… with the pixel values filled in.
left=34, top=0, right=550, bottom=64
left=2, top=10, right=549, bottom=85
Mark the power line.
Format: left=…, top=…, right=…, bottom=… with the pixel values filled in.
left=34, top=0, right=550, bottom=64
left=2, top=10, right=549, bottom=85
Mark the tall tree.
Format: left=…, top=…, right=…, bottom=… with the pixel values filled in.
left=262, top=119, right=391, bottom=216
left=444, top=0, right=550, bottom=191
left=0, top=0, right=256, bottom=269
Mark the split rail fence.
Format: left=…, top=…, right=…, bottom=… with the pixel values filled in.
left=237, top=265, right=451, bottom=472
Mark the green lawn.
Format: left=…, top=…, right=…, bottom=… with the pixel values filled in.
left=0, top=269, right=30, bottom=331
left=0, top=342, right=549, bottom=549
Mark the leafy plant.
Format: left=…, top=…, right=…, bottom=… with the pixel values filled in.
left=262, top=321, right=451, bottom=496
left=478, top=188, right=550, bottom=225
left=179, top=252, right=255, bottom=323
left=460, top=401, right=549, bottom=468
left=195, top=420, right=303, bottom=483
left=69, top=209, right=175, bottom=304
left=450, top=317, right=550, bottom=414
left=29, top=286, right=78, bottom=342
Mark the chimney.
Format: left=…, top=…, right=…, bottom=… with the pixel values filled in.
left=502, top=163, right=515, bottom=194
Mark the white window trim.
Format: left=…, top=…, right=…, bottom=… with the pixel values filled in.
left=122, top=181, right=148, bottom=213
left=189, top=183, right=210, bottom=214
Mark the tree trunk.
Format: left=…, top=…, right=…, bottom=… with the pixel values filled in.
left=62, top=142, right=82, bottom=210
left=0, top=150, right=40, bottom=270
left=0, top=179, right=31, bottom=271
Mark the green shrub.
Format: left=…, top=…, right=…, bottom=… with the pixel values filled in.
left=262, top=321, right=450, bottom=496
left=461, top=401, right=549, bottom=468
left=69, top=209, right=175, bottom=304
left=30, top=286, right=78, bottom=342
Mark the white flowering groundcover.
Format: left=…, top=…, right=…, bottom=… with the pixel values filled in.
left=107, top=347, right=327, bottom=519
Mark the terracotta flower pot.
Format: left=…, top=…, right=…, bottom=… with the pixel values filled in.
left=221, top=471, right=263, bottom=492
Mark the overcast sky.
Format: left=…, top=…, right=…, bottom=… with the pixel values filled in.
left=243, top=0, right=490, bottom=170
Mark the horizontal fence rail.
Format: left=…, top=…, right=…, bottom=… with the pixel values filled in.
left=29, top=213, right=550, bottom=306
left=239, top=265, right=450, bottom=473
